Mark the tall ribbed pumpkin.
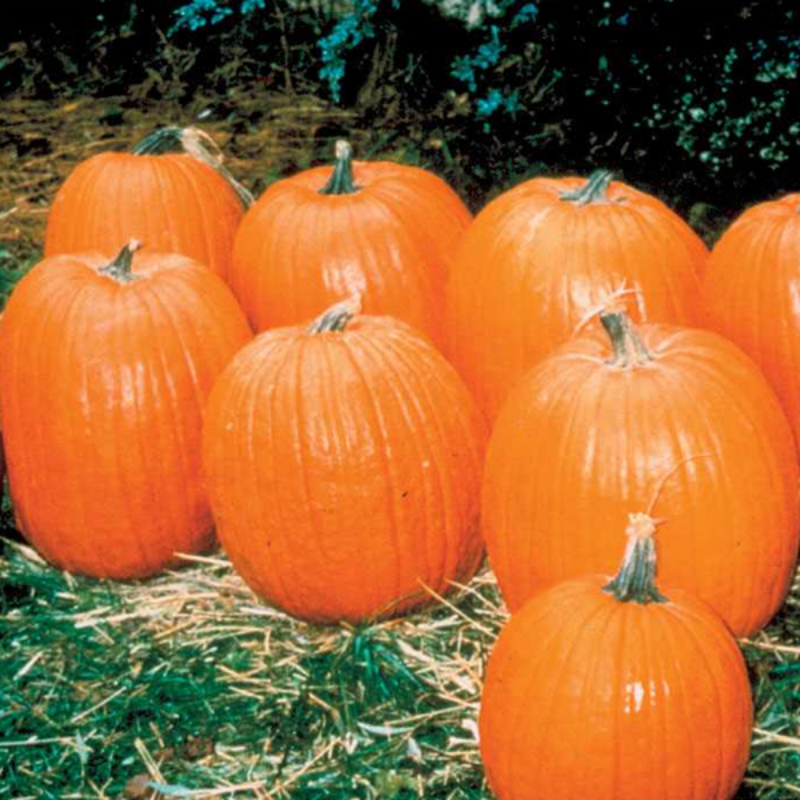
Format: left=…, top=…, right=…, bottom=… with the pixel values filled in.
left=229, top=141, right=472, bottom=347
left=45, top=127, right=250, bottom=279
left=0, top=242, right=252, bottom=578
left=446, top=171, right=708, bottom=419
left=203, top=301, right=487, bottom=623
left=480, top=517, right=753, bottom=800
left=482, top=311, right=799, bottom=636
left=702, top=192, right=800, bottom=448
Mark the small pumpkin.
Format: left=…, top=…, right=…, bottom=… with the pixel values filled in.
left=0, top=241, right=252, bottom=578
left=229, top=141, right=472, bottom=347
left=701, top=192, right=800, bottom=448
left=479, top=515, right=753, bottom=800
left=446, top=170, right=708, bottom=419
left=45, top=127, right=251, bottom=279
left=203, top=300, right=487, bottom=623
left=482, top=310, right=799, bottom=636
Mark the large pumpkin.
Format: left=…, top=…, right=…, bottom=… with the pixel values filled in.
left=446, top=170, right=708, bottom=419
left=702, top=192, right=800, bottom=448
left=480, top=516, right=753, bottom=800
left=0, top=242, right=252, bottom=578
left=229, top=141, right=472, bottom=347
left=482, top=311, right=799, bottom=636
left=203, top=301, right=487, bottom=623
left=45, top=127, right=250, bottom=279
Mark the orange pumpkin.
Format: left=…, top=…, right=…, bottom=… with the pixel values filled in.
left=480, top=516, right=753, bottom=800
left=203, top=301, right=487, bottom=623
left=702, top=192, right=800, bottom=449
left=45, top=127, right=250, bottom=279
left=446, top=170, right=708, bottom=419
left=229, top=141, right=472, bottom=347
left=0, top=242, right=252, bottom=578
left=482, top=311, right=799, bottom=636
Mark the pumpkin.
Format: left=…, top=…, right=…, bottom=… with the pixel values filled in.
left=482, top=311, right=799, bottom=636
left=0, top=242, right=252, bottom=578
left=45, top=127, right=251, bottom=279
left=202, top=300, right=487, bottom=623
left=229, top=141, right=472, bottom=347
left=701, top=192, right=800, bottom=449
left=445, top=170, right=708, bottom=419
left=479, top=515, right=753, bottom=800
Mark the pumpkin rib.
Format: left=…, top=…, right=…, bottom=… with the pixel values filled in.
left=341, top=334, right=408, bottom=608
left=358, top=333, right=439, bottom=591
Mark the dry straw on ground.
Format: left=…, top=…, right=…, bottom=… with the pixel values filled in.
left=1, top=534, right=799, bottom=800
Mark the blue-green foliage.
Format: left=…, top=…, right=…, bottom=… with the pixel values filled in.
left=165, top=0, right=800, bottom=185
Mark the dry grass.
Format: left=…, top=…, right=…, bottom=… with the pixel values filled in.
left=1, top=530, right=799, bottom=800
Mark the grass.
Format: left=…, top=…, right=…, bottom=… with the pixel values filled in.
left=1, top=523, right=799, bottom=799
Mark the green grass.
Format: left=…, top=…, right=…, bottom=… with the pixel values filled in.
left=1, top=528, right=799, bottom=799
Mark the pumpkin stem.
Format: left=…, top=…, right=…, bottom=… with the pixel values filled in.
left=99, top=239, right=143, bottom=283
left=307, top=297, right=361, bottom=333
left=319, top=140, right=360, bottom=196
left=600, top=310, right=653, bottom=368
left=131, top=126, right=254, bottom=208
left=603, top=513, right=668, bottom=604
left=560, top=169, right=614, bottom=205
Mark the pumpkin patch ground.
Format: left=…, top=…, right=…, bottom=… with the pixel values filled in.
left=2, top=7, right=800, bottom=798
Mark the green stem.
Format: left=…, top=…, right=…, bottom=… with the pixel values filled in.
left=560, top=169, right=614, bottom=205
left=98, top=240, right=142, bottom=283
left=319, top=140, right=360, bottom=196
left=307, top=299, right=360, bottom=333
left=603, top=514, right=668, bottom=604
left=131, top=127, right=185, bottom=155
left=599, top=310, right=652, bottom=368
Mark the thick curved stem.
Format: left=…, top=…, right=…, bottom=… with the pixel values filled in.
left=599, top=310, right=652, bottom=368
left=131, top=127, right=185, bottom=155
left=560, top=169, right=613, bottom=205
left=99, top=239, right=143, bottom=284
left=319, top=140, right=360, bottom=196
left=131, top=126, right=254, bottom=207
left=603, top=514, right=668, bottom=605
left=307, top=297, right=361, bottom=333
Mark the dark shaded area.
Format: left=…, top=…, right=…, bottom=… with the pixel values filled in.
left=1, top=0, right=799, bottom=228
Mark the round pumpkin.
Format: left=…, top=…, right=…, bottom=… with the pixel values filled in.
left=45, top=127, right=249, bottom=279
left=229, top=141, right=472, bottom=347
left=701, top=192, right=800, bottom=448
left=480, top=516, right=753, bottom=800
left=446, top=170, right=708, bottom=419
left=202, top=301, right=487, bottom=623
left=0, top=242, right=252, bottom=578
left=482, top=311, right=799, bottom=636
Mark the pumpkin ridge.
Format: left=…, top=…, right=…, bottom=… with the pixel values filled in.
left=363, top=331, right=448, bottom=592
left=340, top=331, right=408, bottom=610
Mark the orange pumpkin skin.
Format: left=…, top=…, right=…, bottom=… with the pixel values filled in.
left=480, top=569, right=753, bottom=800
left=482, top=315, right=799, bottom=636
left=701, top=193, right=800, bottom=449
left=445, top=172, right=708, bottom=419
left=229, top=144, right=472, bottom=347
left=0, top=246, right=252, bottom=579
left=203, top=306, right=487, bottom=624
left=45, top=147, right=243, bottom=279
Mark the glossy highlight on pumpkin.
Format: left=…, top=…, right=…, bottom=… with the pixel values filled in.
left=229, top=141, right=472, bottom=347
left=0, top=243, right=253, bottom=579
left=202, top=303, right=488, bottom=624
left=701, top=192, right=800, bottom=450
left=445, top=170, right=708, bottom=419
left=479, top=519, right=753, bottom=800
left=45, top=128, right=245, bottom=279
left=482, top=312, right=800, bottom=636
